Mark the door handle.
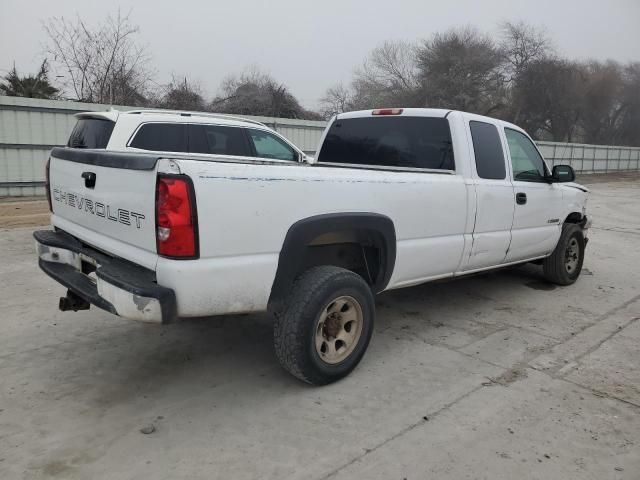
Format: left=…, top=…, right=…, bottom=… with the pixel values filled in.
left=81, top=171, right=96, bottom=189
left=516, top=192, right=527, bottom=205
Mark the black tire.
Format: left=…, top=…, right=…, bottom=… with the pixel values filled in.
left=542, top=223, right=585, bottom=285
left=273, top=266, right=375, bottom=385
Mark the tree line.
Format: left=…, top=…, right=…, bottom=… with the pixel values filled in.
left=1, top=12, right=321, bottom=120
left=1, top=12, right=639, bottom=146
left=320, top=23, right=640, bottom=147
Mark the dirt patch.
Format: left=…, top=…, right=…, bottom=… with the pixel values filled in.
left=487, top=362, right=529, bottom=386
left=0, top=197, right=49, bottom=229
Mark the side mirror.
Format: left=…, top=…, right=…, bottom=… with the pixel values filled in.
left=551, top=164, right=575, bottom=183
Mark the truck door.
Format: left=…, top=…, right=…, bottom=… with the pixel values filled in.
left=461, top=117, right=515, bottom=271
left=503, top=128, right=564, bottom=262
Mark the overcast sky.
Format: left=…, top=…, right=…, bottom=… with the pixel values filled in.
left=1, top=0, right=639, bottom=108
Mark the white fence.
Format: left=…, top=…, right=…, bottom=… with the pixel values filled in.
left=0, top=96, right=325, bottom=196
left=537, top=142, right=640, bottom=173
left=1, top=96, right=638, bottom=196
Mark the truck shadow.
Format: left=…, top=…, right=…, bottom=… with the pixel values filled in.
left=40, top=263, right=557, bottom=407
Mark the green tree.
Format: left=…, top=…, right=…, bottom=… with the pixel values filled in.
left=0, top=60, right=59, bottom=99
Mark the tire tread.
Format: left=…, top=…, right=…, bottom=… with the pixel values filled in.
left=273, top=266, right=372, bottom=385
left=543, top=223, right=584, bottom=285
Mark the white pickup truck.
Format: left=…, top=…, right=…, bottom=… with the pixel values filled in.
left=35, top=108, right=590, bottom=384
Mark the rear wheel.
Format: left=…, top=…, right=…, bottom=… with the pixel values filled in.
left=542, top=224, right=585, bottom=285
left=273, top=266, right=374, bottom=385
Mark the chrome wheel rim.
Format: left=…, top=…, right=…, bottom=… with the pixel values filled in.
left=565, top=237, right=580, bottom=273
left=315, top=296, right=364, bottom=365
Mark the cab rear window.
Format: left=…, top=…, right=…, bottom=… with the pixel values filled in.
left=67, top=118, right=115, bottom=149
left=317, top=116, right=454, bottom=170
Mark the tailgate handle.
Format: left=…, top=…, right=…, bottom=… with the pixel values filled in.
left=81, top=171, right=96, bottom=189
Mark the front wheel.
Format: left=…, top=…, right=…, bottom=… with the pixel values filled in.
left=273, top=266, right=375, bottom=385
left=542, top=223, right=585, bottom=285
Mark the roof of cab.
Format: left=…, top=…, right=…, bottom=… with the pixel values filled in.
left=336, top=108, right=452, bottom=120
left=334, top=107, right=528, bottom=134
left=76, top=109, right=267, bottom=129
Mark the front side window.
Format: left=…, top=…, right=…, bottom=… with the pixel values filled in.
left=129, top=123, right=187, bottom=152
left=188, top=124, right=251, bottom=157
left=505, top=128, right=548, bottom=182
left=67, top=118, right=115, bottom=149
left=317, top=116, right=454, bottom=170
left=469, top=121, right=506, bottom=180
left=248, top=129, right=297, bottom=161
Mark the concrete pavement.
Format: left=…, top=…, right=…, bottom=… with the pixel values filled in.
left=0, top=175, right=638, bottom=479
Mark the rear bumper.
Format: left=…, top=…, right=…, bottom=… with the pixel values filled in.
left=34, top=229, right=176, bottom=324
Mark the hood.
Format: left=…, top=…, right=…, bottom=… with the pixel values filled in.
left=563, top=182, right=589, bottom=193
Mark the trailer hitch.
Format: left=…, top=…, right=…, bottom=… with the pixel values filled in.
left=59, top=289, right=91, bottom=312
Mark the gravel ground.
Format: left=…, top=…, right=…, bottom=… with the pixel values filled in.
left=0, top=174, right=638, bottom=479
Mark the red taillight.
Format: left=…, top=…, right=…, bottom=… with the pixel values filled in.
left=372, top=108, right=403, bottom=116
left=155, top=175, right=198, bottom=258
left=45, top=158, right=52, bottom=212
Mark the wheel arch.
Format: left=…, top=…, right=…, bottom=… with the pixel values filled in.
left=564, top=211, right=583, bottom=224
left=268, top=213, right=396, bottom=310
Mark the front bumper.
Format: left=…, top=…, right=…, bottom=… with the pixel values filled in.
left=581, top=215, right=592, bottom=246
left=34, top=229, right=176, bottom=324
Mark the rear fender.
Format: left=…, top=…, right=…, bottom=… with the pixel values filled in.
left=268, top=213, right=396, bottom=308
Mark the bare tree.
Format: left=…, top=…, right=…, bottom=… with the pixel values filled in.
left=321, top=22, right=640, bottom=146
left=499, top=21, right=554, bottom=82
left=512, top=58, right=585, bottom=142
left=360, top=40, right=418, bottom=92
left=616, top=62, right=640, bottom=146
left=211, top=67, right=321, bottom=119
left=319, top=83, right=352, bottom=118
left=578, top=61, right=626, bottom=145
left=44, top=10, right=153, bottom=104
left=160, top=76, right=205, bottom=111
left=212, top=68, right=273, bottom=114
left=416, top=27, right=505, bottom=115
left=350, top=40, right=421, bottom=109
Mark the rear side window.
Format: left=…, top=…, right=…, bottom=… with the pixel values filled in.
left=129, top=123, right=187, bottom=152
left=247, top=129, right=297, bottom=161
left=317, top=117, right=454, bottom=170
left=189, top=124, right=251, bottom=157
left=469, top=121, right=506, bottom=180
left=67, top=118, right=115, bottom=149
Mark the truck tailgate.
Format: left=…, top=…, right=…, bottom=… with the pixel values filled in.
left=48, top=148, right=159, bottom=269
